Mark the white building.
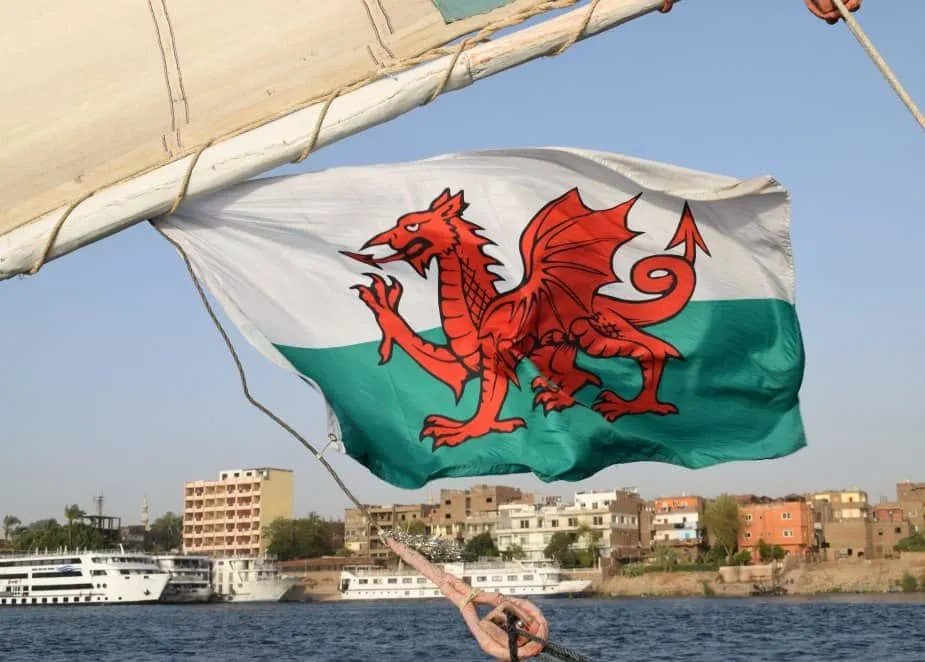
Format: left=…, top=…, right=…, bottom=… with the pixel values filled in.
left=494, top=490, right=641, bottom=562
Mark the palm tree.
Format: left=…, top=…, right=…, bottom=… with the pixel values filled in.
left=64, top=505, right=84, bottom=548
left=3, top=515, right=21, bottom=541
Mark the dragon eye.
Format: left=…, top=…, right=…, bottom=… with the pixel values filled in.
left=405, top=223, right=420, bottom=232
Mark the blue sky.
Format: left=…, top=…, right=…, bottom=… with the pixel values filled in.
left=2, top=2, right=923, bottom=526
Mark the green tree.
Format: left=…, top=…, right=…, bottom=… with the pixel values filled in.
left=10, top=518, right=103, bottom=552
left=264, top=513, right=340, bottom=561
left=651, top=544, right=679, bottom=572
left=149, top=512, right=184, bottom=552
left=463, top=532, right=499, bottom=561
left=730, top=550, right=752, bottom=566
left=64, top=504, right=84, bottom=548
left=755, top=539, right=787, bottom=563
left=575, top=524, right=604, bottom=567
left=895, top=533, right=925, bottom=553
left=544, top=531, right=580, bottom=567
left=703, top=495, right=741, bottom=561
left=3, top=515, right=20, bottom=541
left=502, top=543, right=526, bottom=561
left=701, top=545, right=728, bottom=567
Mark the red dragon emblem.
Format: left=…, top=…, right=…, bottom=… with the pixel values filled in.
left=341, top=188, right=709, bottom=449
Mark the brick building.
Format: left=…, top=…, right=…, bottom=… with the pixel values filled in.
left=739, top=500, right=815, bottom=561
left=897, top=481, right=925, bottom=533
left=872, top=502, right=910, bottom=559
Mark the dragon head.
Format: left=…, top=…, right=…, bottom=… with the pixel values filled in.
left=341, top=189, right=467, bottom=277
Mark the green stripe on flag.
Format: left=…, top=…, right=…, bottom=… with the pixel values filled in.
left=276, top=298, right=806, bottom=488
left=431, top=0, right=518, bottom=22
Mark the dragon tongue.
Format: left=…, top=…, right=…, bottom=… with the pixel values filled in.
left=339, top=250, right=405, bottom=268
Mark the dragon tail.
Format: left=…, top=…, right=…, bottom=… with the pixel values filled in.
left=595, top=255, right=696, bottom=327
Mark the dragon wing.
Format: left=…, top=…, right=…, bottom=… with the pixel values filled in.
left=509, top=188, right=642, bottom=340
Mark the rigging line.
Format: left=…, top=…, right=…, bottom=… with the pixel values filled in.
left=830, top=0, right=925, bottom=133
left=512, top=628, right=592, bottom=662
left=149, top=221, right=374, bottom=528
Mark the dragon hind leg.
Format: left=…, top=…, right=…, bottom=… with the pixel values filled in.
left=421, top=363, right=525, bottom=449
left=529, top=342, right=601, bottom=413
left=571, top=315, right=680, bottom=422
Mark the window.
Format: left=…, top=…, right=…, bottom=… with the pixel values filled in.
left=486, top=497, right=493, bottom=503
left=550, top=520, right=559, bottom=528
left=519, top=520, right=529, bottom=529
left=783, top=529, right=794, bottom=537
left=782, top=512, right=793, bottom=520
left=568, top=518, right=578, bottom=527
left=895, top=527, right=902, bottom=534
left=592, top=516, right=603, bottom=526
left=744, top=532, right=752, bottom=539
left=537, top=519, right=544, bottom=528
left=744, top=513, right=752, bottom=521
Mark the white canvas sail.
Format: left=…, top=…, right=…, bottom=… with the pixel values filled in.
left=0, top=0, right=672, bottom=280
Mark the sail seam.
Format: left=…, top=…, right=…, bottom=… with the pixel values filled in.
left=361, top=0, right=397, bottom=60
left=146, top=0, right=190, bottom=154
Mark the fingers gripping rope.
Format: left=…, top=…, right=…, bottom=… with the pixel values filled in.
left=381, top=534, right=549, bottom=661
left=805, top=0, right=860, bottom=25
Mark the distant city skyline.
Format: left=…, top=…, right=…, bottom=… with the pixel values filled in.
left=2, top=4, right=923, bottom=527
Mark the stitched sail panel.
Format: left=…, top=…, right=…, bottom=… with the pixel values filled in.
left=0, top=0, right=556, bottom=239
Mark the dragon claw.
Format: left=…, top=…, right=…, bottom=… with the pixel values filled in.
left=594, top=390, right=678, bottom=421
left=422, top=415, right=526, bottom=449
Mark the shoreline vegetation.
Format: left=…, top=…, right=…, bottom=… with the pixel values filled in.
left=584, top=553, right=925, bottom=599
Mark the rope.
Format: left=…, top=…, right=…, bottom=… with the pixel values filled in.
left=513, top=628, right=592, bottom=662
left=507, top=611, right=520, bottom=662
left=24, top=0, right=623, bottom=276
left=149, top=223, right=375, bottom=527
left=826, top=0, right=925, bottom=133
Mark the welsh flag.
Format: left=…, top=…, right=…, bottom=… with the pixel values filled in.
left=156, top=148, right=806, bottom=487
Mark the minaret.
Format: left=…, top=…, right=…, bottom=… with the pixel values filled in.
left=141, top=494, right=150, bottom=532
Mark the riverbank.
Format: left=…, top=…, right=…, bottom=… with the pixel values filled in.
left=594, top=554, right=925, bottom=598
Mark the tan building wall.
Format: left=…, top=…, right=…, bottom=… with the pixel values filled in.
left=897, top=481, right=925, bottom=533
left=823, top=519, right=873, bottom=559
left=182, top=467, right=293, bottom=557
left=430, top=485, right=531, bottom=539
left=343, top=503, right=435, bottom=562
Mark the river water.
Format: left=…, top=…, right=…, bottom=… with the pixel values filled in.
left=2, top=595, right=924, bottom=661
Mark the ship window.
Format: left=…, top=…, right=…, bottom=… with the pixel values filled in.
left=491, top=576, right=503, bottom=582
left=507, top=575, right=517, bottom=581
left=476, top=576, right=487, bottom=582
left=523, top=575, right=534, bottom=581
left=91, top=570, right=107, bottom=576
left=358, top=579, right=368, bottom=585
left=387, top=578, right=397, bottom=584
left=402, top=578, right=413, bottom=584
left=416, top=578, right=426, bottom=584
left=33, top=570, right=83, bottom=579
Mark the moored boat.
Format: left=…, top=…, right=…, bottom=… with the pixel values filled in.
left=339, top=559, right=591, bottom=601
left=155, top=554, right=213, bottom=603
left=0, top=547, right=169, bottom=607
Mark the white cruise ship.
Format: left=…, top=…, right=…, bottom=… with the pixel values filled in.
left=0, top=548, right=170, bottom=607
left=211, top=555, right=299, bottom=602
left=155, top=554, right=213, bottom=603
left=339, top=560, right=591, bottom=601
